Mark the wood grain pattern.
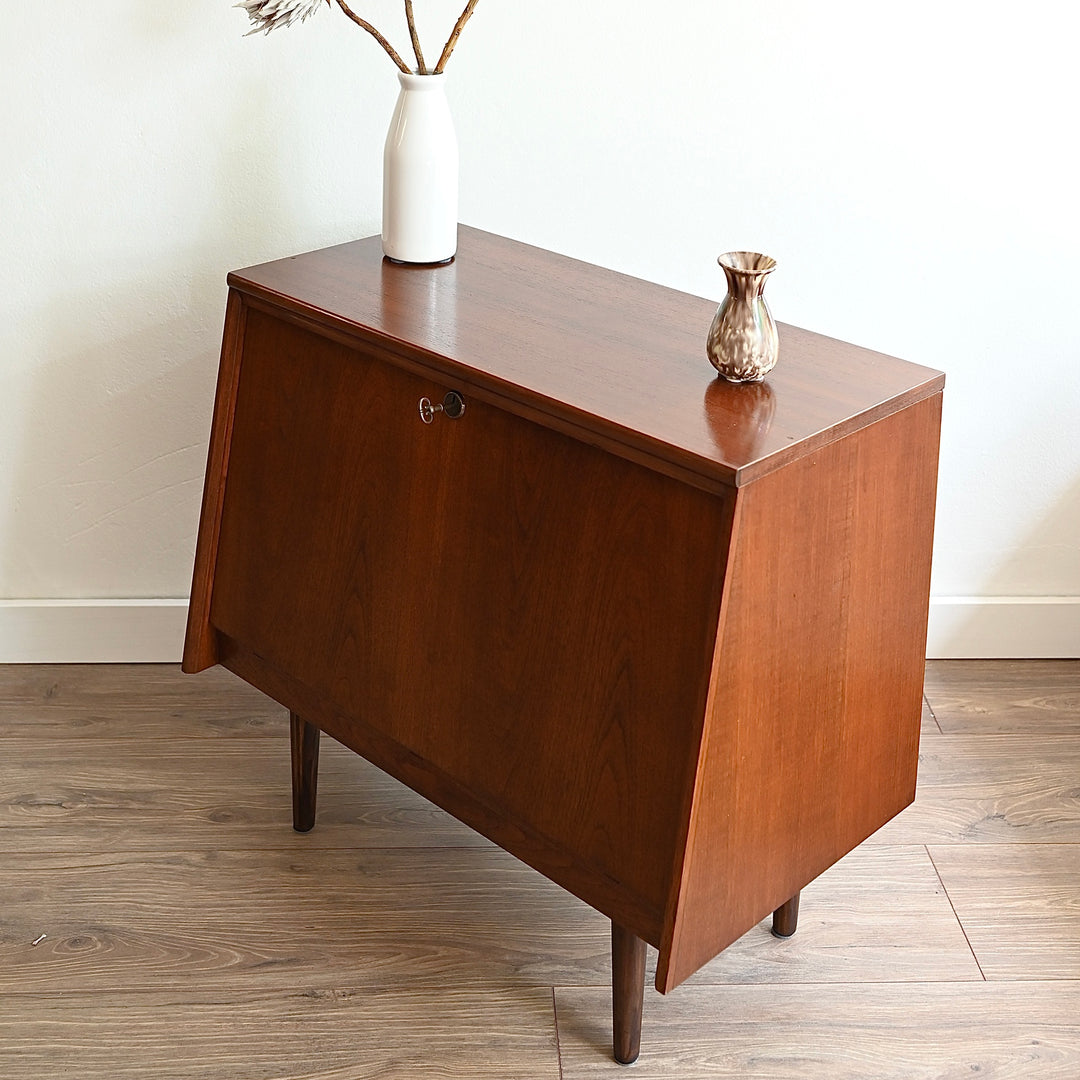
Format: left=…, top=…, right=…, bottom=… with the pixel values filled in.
left=177, top=233, right=945, bottom=1056
left=3, top=661, right=1078, bottom=1077
left=930, top=844, right=1080, bottom=979
left=554, top=982, right=1080, bottom=1078
left=924, top=660, right=1080, bottom=734
left=208, top=308, right=732, bottom=943
left=221, top=639, right=679, bottom=948
left=870, top=734, right=1080, bottom=845
left=659, top=395, right=942, bottom=990
left=0, top=838, right=977, bottom=992
left=0, top=737, right=489, bottom=853
left=0, top=988, right=560, bottom=1080
left=227, top=228, right=944, bottom=489
left=183, top=289, right=247, bottom=673
left=668, top=846, right=980, bottom=987
left=0, top=847, right=614, bottom=992
left=0, top=663, right=276, bottom=738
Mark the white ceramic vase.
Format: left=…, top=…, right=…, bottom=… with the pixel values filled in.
left=382, top=72, right=459, bottom=264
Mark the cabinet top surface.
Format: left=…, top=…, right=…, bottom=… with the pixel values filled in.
left=229, top=227, right=943, bottom=487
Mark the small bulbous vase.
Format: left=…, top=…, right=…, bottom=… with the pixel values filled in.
left=706, top=251, right=779, bottom=383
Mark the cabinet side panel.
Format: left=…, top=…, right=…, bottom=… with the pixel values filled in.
left=658, top=393, right=942, bottom=991
left=182, top=290, right=247, bottom=673
left=209, top=311, right=734, bottom=938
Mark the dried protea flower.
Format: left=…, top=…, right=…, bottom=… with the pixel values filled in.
left=234, top=0, right=481, bottom=76
left=236, top=0, right=328, bottom=35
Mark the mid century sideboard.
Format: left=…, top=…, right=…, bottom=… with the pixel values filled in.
left=183, top=227, right=943, bottom=1063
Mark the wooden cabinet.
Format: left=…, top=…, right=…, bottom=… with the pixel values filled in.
left=184, top=227, right=943, bottom=1062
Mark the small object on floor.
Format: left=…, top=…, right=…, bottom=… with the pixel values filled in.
left=30, top=933, right=47, bottom=946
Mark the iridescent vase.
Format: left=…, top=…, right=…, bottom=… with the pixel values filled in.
left=706, top=251, right=778, bottom=383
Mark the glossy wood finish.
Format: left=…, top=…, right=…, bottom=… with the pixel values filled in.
left=182, top=230, right=944, bottom=1057
left=290, top=712, right=320, bottom=832
left=222, top=228, right=943, bottom=491
left=183, top=290, right=246, bottom=673
left=772, top=892, right=800, bottom=938
left=611, top=922, right=647, bottom=1064
left=206, top=306, right=731, bottom=943
left=657, top=394, right=941, bottom=991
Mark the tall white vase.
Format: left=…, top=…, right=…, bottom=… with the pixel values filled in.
left=382, top=72, right=459, bottom=264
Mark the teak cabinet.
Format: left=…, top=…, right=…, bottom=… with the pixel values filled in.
left=184, top=227, right=944, bottom=1063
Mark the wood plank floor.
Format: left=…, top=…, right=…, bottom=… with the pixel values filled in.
left=1, top=660, right=1078, bottom=1078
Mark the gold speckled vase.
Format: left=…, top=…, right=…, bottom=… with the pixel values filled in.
left=707, top=251, right=778, bottom=383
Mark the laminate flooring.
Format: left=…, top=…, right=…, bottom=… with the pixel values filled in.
left=1, top=661, right=1077, bottom=1078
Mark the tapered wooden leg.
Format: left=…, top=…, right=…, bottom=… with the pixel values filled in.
left=771, top=891, right=800, bottom=938
left=290, top=712, right=320, bottom=832
left=611, top=921, right=646, bottom=1065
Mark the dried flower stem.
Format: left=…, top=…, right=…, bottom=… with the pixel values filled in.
left=434, top=0, right=480, bottom=74
left=404, top=1, right=427, bottom=73
left=334, top=0, right=410, bottom=72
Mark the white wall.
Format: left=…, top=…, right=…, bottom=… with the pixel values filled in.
left=2, top=1, right=1078, bottom=659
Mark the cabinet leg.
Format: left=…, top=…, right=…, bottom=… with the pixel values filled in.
left=771, top=891, right=800, bottom=938
left=611, top=921, right=646, bottom=1065
left=290, top=712, right=320, bottom=832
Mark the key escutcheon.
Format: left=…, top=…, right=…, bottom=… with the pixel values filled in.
left=419, top=391, right=466, bottom=424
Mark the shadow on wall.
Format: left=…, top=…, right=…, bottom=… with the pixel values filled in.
left=1, top=279, right=219, bottom=600
left=931, top=476, right=1080, bottom=659
left=0, top=5, right=336, bottom=603
left=2, top=167, right=287, bottom=601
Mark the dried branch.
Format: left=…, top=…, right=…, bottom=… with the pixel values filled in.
left=239, top=0, right=481, bottom=77
left=334, top=0, right=410, bottom=72
left=434, top=0, right=480, bottom=74
left=404, top=1, right=427, bottom=73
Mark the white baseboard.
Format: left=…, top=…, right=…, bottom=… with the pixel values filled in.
left=0, top=597, right=1076, bottom=664
left=0, top=599, right=188, bottom=663
left=927, top=597, right=1080, bottom=659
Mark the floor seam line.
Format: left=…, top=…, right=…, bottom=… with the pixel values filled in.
left=552, top=986, right=565, bottom=1080
left=923, top=692, right=944, bottom=734
left=926, top=844, right=987, bottom=981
